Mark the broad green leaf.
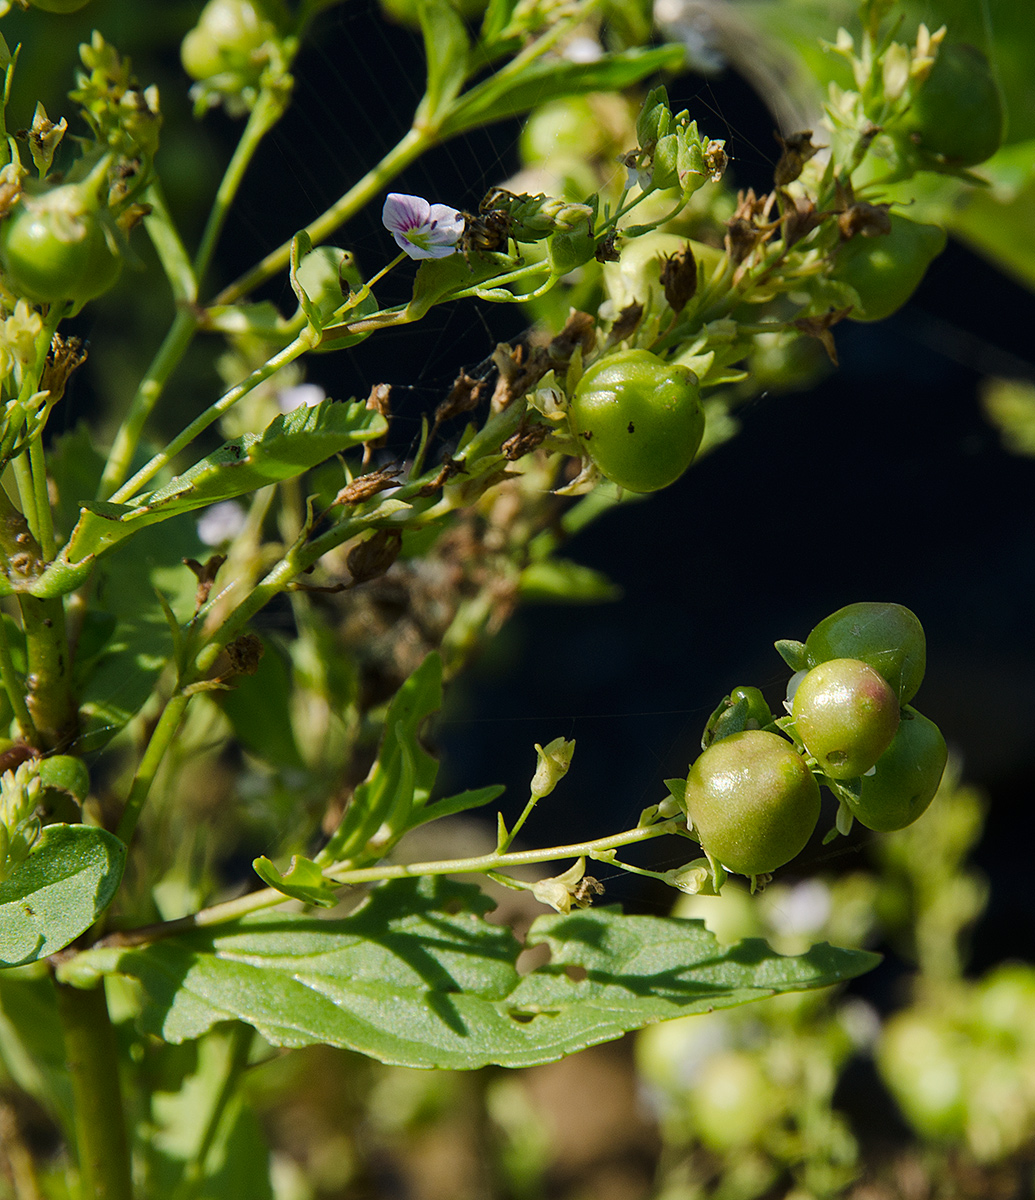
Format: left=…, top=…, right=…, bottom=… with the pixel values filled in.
left=0, top=825, right=126, bottom=968
left=519, top=558, right=621, bottom=604
left=252, top=854, right=339, bottom=908
left=415, top=0, right=470, bottom=128
left=439, top=45, right=685, bottom=138
left=60, top=876, right=879, bottom=1069
left=67, top=399, right=389, bottom=561
left=318, top=654, right=443, bottom=865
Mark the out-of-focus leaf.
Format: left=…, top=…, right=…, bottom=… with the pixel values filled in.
left=439, top=46, right=686, bottom=137
left=0, top=968, right=74, bottom=1134
left=519, top=558, right=621, bottom=603
left=0, top=825, right=126, bottom=968
left=61, top=876, right=879, bottom=1069
left=416, top=0, right=470, bottom=127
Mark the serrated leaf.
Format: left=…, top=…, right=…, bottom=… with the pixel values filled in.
left=67, top=400, right=389, bottom=561
left=440, top=45, right=685, bottom=137
left=60, top=876, right=879, bottom=1069
left=252, top=855, right=339, bottom=908
left=0, top=826, right=126, bottom=968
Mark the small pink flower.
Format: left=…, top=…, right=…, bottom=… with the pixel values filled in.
left=382, top=193, right=464, bottom=260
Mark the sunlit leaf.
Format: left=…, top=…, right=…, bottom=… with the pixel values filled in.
left=60, top=876, right=879, bottom=1069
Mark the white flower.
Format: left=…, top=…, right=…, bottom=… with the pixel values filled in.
left=381, top=193, right=464, bottom=260
left=276, top=382, right=326, bottom=413
left=197, top=500, right=247, bottom=547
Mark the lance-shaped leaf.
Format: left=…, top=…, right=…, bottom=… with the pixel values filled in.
left=59, top=876, right=879, bottom=1069
left=0, top=825, right=126, bottom=968
left=415, top=0, right=470, bottom=128
left=67, top=399, right=389, bottom=562
left=317, top=653, right=443, bottom=867
left=439, top=45, right=685, bottom=138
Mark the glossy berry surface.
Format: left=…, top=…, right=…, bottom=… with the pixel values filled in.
left=569, top=349, right=704, bottom=493
left=792, top=658, right=900, bottom=779
left=804, top=601, right=926, bottom=703
left=848, top=707, right=946, bottom=830
left=0, top=195, right=121, bottom=306
left=685, top=730, right=821, bottom=877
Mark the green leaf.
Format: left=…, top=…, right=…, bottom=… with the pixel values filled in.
left=60, top=876, right=879, bottom=1069
left=218, top=637, right=306, bottom=771
left=439, top=45, right=685, bottom=138
left=415, top=0, right=470, bottom=128
left=519, top=558, right=620, bottom=604
left=0, top=968, right=75, bottom=1133
left=67, top=399, right=389, bottom=561
left=252, top=855, right=339, bottom=908
left=0, top=825, right=126, bottom=968
left=404, top=783, right=505, bottom=830
left=318, top=653, right=443, bottom=865
left=774, top=638, right=808, bottom=672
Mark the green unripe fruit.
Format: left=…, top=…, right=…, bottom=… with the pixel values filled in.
left=685, top=730, right=821, bottom=877
left=687, top=1051, right=777, bottom=1151
left=181, top=0, right=276, bottom=82
left=570, top=349, right=704, bottom=493
left=835, top=216, right=946, bottom=322
left=792, top=659, right=900, bottom=779
left=0, top=186, right=121, bottom=307
left=848, top=707, right=946, bottom=830
left=805, top=601, right=926, bottom=703
left=906, top=42, right=1005, bottom=167
left=879, top=1012, right=969, bottom=1141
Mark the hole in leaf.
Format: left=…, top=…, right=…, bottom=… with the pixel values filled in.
left=563, top=964, right=587, bottom=983
left=510, top=1010, right=538, bottom=1023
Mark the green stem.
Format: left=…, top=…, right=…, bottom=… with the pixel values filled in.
left=100, top=819, right=688, bottom=947
left=28, top=434, right=53, bottom=560
left=9, top=455, right=37, bottom=542
left=108, top=327, right=316, bottom=506
left=115, top=690, right=190, bottom=844
left=193, top=88, right=287, bottom=287
left=17, top=594, right=74, bottom=750
left=54, top=981, right=134, bottom=1200
left=213, top=126, right=427, bottom=306
left=98, top=307, right=200, bottom=500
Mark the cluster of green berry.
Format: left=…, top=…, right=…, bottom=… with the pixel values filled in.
left=683, top=602, right=947, bottom=881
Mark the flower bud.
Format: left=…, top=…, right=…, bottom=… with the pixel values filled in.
left=530, top=736, right=575, bottom=798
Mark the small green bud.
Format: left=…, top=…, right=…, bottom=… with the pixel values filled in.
left=530, top=736, right=575, bottom=798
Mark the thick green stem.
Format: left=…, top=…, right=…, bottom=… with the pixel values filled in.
left=115, top=690, right=190, bottom=845
left=213, top=126, right=427, bottom=306
left=17, top=594, right=74, bottom=751
left=54, top=981, right=134, bottom=1200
